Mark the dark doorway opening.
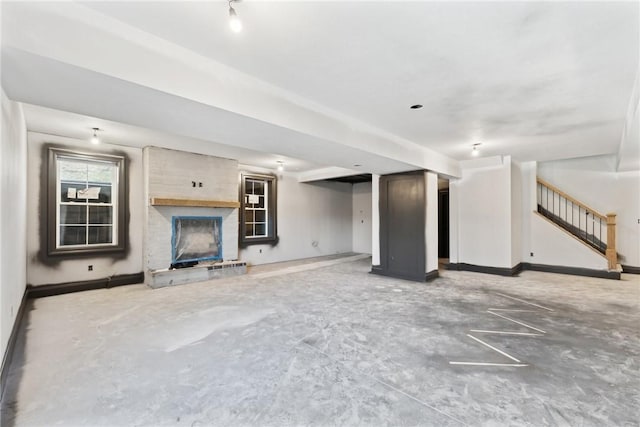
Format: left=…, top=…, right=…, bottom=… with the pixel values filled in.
left=438, top=189, right=449, bottom=258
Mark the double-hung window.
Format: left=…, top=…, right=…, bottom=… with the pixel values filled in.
left=239, top=173, right=278, bottom=246
left=48, top=148, right=126, bottom=256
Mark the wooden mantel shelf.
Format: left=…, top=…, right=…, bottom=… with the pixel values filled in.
left=150, top=197, right=240, bottom=208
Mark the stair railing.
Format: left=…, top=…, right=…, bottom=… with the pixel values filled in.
left=536, top=178, right=617, bottom=270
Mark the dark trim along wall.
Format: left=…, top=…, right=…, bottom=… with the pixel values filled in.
left=27, top=272, right=144, bottom=298
left=370, top=266, right=439, bottom=282
left=445, top=263, right=523, bottom=277
left=446, top=262, right=621, bottom=280
left=1, top=272, right=144, bottom=398
left=622, top=265, right=640, bottom=274
left=0, top=291, right=28, bottom=399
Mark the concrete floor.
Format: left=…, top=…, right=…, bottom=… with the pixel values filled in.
left=2, top=256, right=639, bottom=426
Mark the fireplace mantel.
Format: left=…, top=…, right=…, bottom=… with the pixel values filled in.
left=150, top=197, right=240, bottom=208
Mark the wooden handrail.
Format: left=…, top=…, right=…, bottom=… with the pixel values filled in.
left=537, top=177, right=617, bottom=270
left=536, top=177, right=607, bottom=220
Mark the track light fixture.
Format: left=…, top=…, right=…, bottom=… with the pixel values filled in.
left=91, top=128, right=101, bottom=145
left=228, top=0, right=242, bottom=33
left=277, top=161, right=284, bottom=172
left=472, top=143, right=481, bottom=157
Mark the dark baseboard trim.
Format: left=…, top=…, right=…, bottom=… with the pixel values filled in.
left=27, top=272, right=144, bottom=299
left=425, top=269, right=439, bottom=282
left=445, top=263, right=522, bottom=277
left=370, top=266, right=431, bottom=283
left=622, top=265, right=640, bottom=275
left=521, top=263, right=621, bottom=280
left=446, top=262, right=620, bottom=280
left=1, top=288, right=28, bottom=399
left=370, top=265, right=383, bottom=275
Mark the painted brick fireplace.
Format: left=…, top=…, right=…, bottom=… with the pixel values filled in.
left=143, top=146, right=246, bottom=288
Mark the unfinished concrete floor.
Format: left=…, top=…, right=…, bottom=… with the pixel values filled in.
left=2, top=256, right=639, bottom=426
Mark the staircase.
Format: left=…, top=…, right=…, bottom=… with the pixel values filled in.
left=536, top=178, right=619, bottom=270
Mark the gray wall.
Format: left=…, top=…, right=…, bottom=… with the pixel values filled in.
left=240, top=172, right=353, bottom=265
left=26, top=132, right=144, bottom=286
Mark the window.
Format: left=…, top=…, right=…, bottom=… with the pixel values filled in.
left=47, top=148, right=126, bottom=256
left=239, top=173, right=278, bottom=246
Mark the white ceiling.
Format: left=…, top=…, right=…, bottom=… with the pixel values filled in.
left=2, top=1, right=638, bottom=177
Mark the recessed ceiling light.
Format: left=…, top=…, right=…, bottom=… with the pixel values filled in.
left=472, top=143, right=481, bottom=156
left=410, top=104, right=423, bottom=109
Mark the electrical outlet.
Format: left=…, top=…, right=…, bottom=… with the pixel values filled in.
left=198, top=182, right=203, bottom=188
left=530, top=252, right=534, bottom=257
left=259, top=249, right=262, bottom=253
left=88, top=265, right=93, bottom=271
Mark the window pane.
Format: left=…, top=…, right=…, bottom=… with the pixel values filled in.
left=94, top=184, right=112, bottom=204
left=244, top=210, right=254, bottom=223
left=89, top=206, right=112, bottom=224
left=59, top=160, right=87, bottom=182
left=253, top=181, right=264, bottom=195
left=245, top=181, right=255, bottom=195
left=255, top=210, right=266, bottom=222
left=244, top=223, right=254, bottom=237
left=60, top=226, right=86, bottom=246
left=60, top=205, right=87, bottom=225
left=60, top=182, right=87, bottom=202
left=256, top=196, right=265, bottom=209
left=88, top=226, right=113, bottom=244
left=87, top=162, right=114, bottom=184
left=254, top=224, right=266, bottom=236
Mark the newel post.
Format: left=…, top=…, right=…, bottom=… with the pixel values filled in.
left=606, top=213, right=617, bottom=270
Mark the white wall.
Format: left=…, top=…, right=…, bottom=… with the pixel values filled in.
left=537, top=155, right=640, bottom=268
left=425, top=172, right=439, bottom=273
left=510, top=161, right=523, bottom=265
left=520, top=161, right=537, bottom=263
left=450, top=156, right=513, bottom=269
left=530, top=214, right=609, bottom=270
left=352, top=181, right=372, bottom=254
left=26, top=132, right=144, bottom=286
left=371, top=174, right=380, bottom=265
left=1, top=90, right=27, bottom=364
left=240, top=173, right=353, bottom=265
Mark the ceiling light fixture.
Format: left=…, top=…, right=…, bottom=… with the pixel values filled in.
left=228, top=0, right=242, bottom=33
left=472, top=143, right=481, bottom=157
left=91, top=127, right=101, bottom=145
left=277, top=161, right=284, bottom=172
left=410, top=104, right=423, bottom=110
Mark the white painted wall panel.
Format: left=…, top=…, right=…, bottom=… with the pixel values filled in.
left=425, top=172, right=439, bottom=273
left=454, top=157, right=513, bottom=268
left=352, top=181, right=372, bottom=254
left=1, top=90, right=27, bottom=360
left=371, top=174, right=380, bottom=265
left=531, top=214, right=609, bottom=270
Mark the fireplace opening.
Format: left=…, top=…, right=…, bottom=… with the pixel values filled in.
left=171, top=216, right=222, bottom=268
